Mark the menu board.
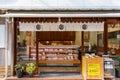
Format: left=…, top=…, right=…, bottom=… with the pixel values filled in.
left=0, top=24, right=5, bottom=48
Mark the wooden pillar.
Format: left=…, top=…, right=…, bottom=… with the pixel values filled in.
left=13, top=18, right=18, bottom=75
left=96, top=34, right=99, bottom=53
left=36, top=32, right=39, bottom=73
left=103, top=21, right=108, bottom=54
left=81, top=31, right=84, bottom=55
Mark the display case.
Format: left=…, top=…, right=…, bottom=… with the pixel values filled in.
left=29, top=45, right=81, bottom=73
left=103, top=55, right=115, bottom=80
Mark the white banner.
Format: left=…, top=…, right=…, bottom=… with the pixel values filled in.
left=19, top=22, right=104, bottom=31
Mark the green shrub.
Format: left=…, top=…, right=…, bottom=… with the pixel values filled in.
left=26, top=62, right=36, bottom=74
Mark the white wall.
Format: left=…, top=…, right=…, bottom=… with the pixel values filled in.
left=0, top=49, right=5, bottom=65
left=19, top=32, right=26, bottom=43
left=89, top=32, right=97, bottom=45
left=0, top=18, right=5, bottom=66
left=74, top=31, right=82, bottom=46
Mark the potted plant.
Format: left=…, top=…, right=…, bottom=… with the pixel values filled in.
left=26, top=62, right=36, bottom=77
left=15, top=64, right=24, bottom=78
left=114, top=56, right=120, bottom=78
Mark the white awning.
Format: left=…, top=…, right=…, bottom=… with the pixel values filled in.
left=0, top=0, right=120, bottom=10
left=0, top=13, right=120, bottom=17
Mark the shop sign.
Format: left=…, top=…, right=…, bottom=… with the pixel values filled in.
left=88, top=63, right=100, bottom=76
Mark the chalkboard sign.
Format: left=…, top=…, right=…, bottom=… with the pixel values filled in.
left=0, top=24, right=5, bottom=48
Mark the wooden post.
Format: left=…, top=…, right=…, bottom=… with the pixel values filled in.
left=81, top=31, right=84, bottom=55
left=13, top=18, right=18, bottom=75
left=103, top=21, right=108, bottom=54
left=36, top=32, right=39, bottom=74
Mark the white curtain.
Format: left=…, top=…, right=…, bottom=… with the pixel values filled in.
left=19, top=22, right=104, bottom=31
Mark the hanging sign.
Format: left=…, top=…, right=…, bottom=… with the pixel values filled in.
left=19, top=22, right=104, bottom=31
left=88, top=63, right=100, bottom=76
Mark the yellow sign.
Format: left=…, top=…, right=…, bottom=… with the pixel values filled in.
left=88, top=63, right=100, bottom=75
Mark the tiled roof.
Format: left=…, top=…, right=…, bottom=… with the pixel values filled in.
left=0, top=0, right=120, bottom=10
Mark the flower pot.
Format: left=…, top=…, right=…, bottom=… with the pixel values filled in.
left=28, top=73, right=33, bottom=77
left=16, top=70, right=23, bottom=78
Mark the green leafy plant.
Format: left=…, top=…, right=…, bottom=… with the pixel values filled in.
left=114, top=56, right=120, bottom=78
left=26, top=62, right=36, bottom=74
left=114, top=56, right=120, bottom=70
left=15, top=64, right=25, bottom=78
left=114, top=56, right=120, bottom=63
left=15, top=64, right=24, bottom=72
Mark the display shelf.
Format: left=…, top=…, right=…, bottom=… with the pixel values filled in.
left=29, top=45, right=80, bottom=61
left=103, top=55, right=115, bottom=80
left=29, top=45, right=81, bottom=73
left=30, top=53, right=79, bottom=60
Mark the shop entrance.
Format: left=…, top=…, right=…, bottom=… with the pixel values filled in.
left=14, top=17, right=105, bottom=79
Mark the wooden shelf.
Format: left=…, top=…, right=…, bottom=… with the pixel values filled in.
left=39, top=60, right=80, bottom=64
left=31, top=51, right=75, bottom=53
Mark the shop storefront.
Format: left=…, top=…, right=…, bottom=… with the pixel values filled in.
left=0, top=0, right=120, bottom=80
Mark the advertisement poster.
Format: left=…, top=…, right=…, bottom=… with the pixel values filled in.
left=88, top=63, right=100, bottom=76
